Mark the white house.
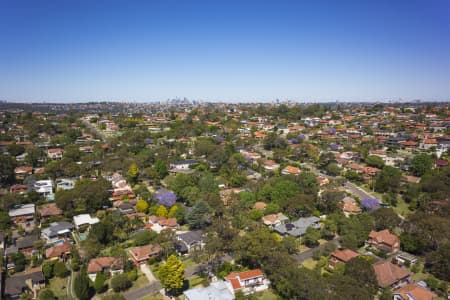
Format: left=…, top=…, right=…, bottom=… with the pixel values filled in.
left=73, top=214, right=100, bottom=230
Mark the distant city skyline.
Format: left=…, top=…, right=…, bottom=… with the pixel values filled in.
left=1, top=0, right=450, bottom=102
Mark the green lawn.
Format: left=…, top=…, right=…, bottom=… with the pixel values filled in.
left=129, top=271, right=149, bottom=290
left=256, top=289, right=279, bottom=300
left=182, top=258, right=197, bottom=270
left=301, top=258, right=318, bottom=270
left=188, top=275, right=206, bottom=288
left=48, top=276, right=69, bottom=300
left=393, top=197, right=413, bottom=217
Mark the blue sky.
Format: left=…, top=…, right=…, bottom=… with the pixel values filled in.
left=0, top=0, right=449, bottom=102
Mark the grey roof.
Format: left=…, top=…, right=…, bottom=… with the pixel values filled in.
left=41, top=222, right=74, bottom=238
left=273, top=216, right=320, bottom=237
left=177, top=230, right=204, bottom=246
left=5, top=270, right=45, bottom=297
left=16, top=234, right=38, bottom=249
left=184, top=280, right=234, bottom=300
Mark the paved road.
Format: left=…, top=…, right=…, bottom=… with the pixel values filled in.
left=292, top=237, right=340, bottom=263
left=343, top=181, right=374, bottom=200
left=123, top=281, right=162, bottom=300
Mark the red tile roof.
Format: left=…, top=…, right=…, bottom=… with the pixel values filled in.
left=331, top=249, right=359, bottom=262
left=373, top=261, right=411, bottom=288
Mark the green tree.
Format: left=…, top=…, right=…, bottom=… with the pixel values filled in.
left=0, top=211, right=11, bottom=230
left=371, top=208, right=401, bottom=231
left=93, top=272, right=108, bottom=293
left=111, top=273, right=132, bottom=292
left=53, top=261, right=68, bottom=278
left=375, top=166, right=402, bottom=193
left=158, top=255, right=185, bottom=295
left=426, top=242, right=450, bottom=281
left=411, top=154, right=433, bottom=176
left=156, top=205, right=168, bottom=217
left=73, top=268, right=92, bottom=300
left=0, top=154, right=16, bottom=184
left=38, top=289, right=55, bottom=300
left=325, top=163, right=341, bottom=176
left=365, top=155, right=385, bottom=168
left=136, top=199, right=149, bottom=213
left=153, top=159, right=168, bottom=179
left=186, top=201, right=211, bottom=229
left=127, top=162, right=139, bottom=185
left=344, top=257, right=377, bottom=293
left=303, top=227, right=321, bottom=247
left=42, top=261, right=55, bottom=279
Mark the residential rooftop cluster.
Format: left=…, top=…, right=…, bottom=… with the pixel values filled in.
left=0, top=101, right=448, bottom=300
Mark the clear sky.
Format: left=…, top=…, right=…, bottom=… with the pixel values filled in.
left=1, top=0, right=450, bottom=102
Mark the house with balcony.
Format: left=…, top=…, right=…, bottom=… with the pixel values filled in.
left=368, top=229, right=400, bottom=254
left=41, top=221, right=74, bottom=245
left=224, top=269, right=270, bottom=295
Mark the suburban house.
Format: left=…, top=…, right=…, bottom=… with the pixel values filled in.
left=73, top=214, right=100, bottom=230
left=184, top=280, right=234, bottom=300
left=273, top=216, right=321, bottom=237
left=169, top=159, right=198, bottom=170
left=340, top=197, right=362, bottom=216
left=372, top=261, right=412, bottom=289
left=394, top=252, right=418, bottom=266
left=261, top=213, right=289, bottom=227
left=47, top=148, right=63, bottom=159
left=87, top=257, right=124, bottom=282
left=41, top=221, right=74, bottom=244
left=45, top=241, right=72, bottom=261
left=129, top=244, right=161, bottom=266
left=262, top=160, right=280, bottom=171
left=55, top=178, right=75, bottom=190
left=368, top=229, right=400, bottom=254
left=16, top=234, right=40, bottom=256
left=8, top=204, right=35, bottom=232
left=281, top=165, right=301, bottom=175
left=33, top=180, right=53, bottom=195
left=328, top=249, right=360, bottom=269
left=393, top=283, right=437, bottom=300
left=148, top=215, right=179, bottom=233
left=38, top=203, right=63, bottom=222
left=224, top=269, right=270, bottom=295
left=175, top=230, right=205, bottom=254
left=14, top=166, right=33, bottom=181
left=4, top=268, right=45, bottom=300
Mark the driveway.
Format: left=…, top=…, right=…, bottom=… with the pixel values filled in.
left=123, top=265, right=161, bottom=300
left=123, top=281, right=161, bottom=300
left=140, top=264, right=158, bottom=283
left=343, top=181, right=374, bottom=200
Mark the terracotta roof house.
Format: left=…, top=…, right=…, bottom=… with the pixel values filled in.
left=281, top=165, right=301, bottom=175
left=253, top=201, right=267, bottom=211
left=87, top=257, right=124, bottom=282
left=340, top=197, right=362, bottom=215
left=393, top=283, right=437, bottom=300
left=262, top=213, right=289, bottom=227
left=14, top=166, right=33, bottom=180
left=225, top=269, right=270, bottom=295
left=38, top=203, right=63, bottom=220
left=368, top=229, right=400, bottom=254
left=372, top=261, right=411, bottom=288
left=45, top=242, right=71, bottom=261
left=262, top=160, right=280, bottom=171
left=328, top=249, right=360, bottom=269
left=129, top=244, right=161, bottom=266
left=47, top=148, right=63, bottom=159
